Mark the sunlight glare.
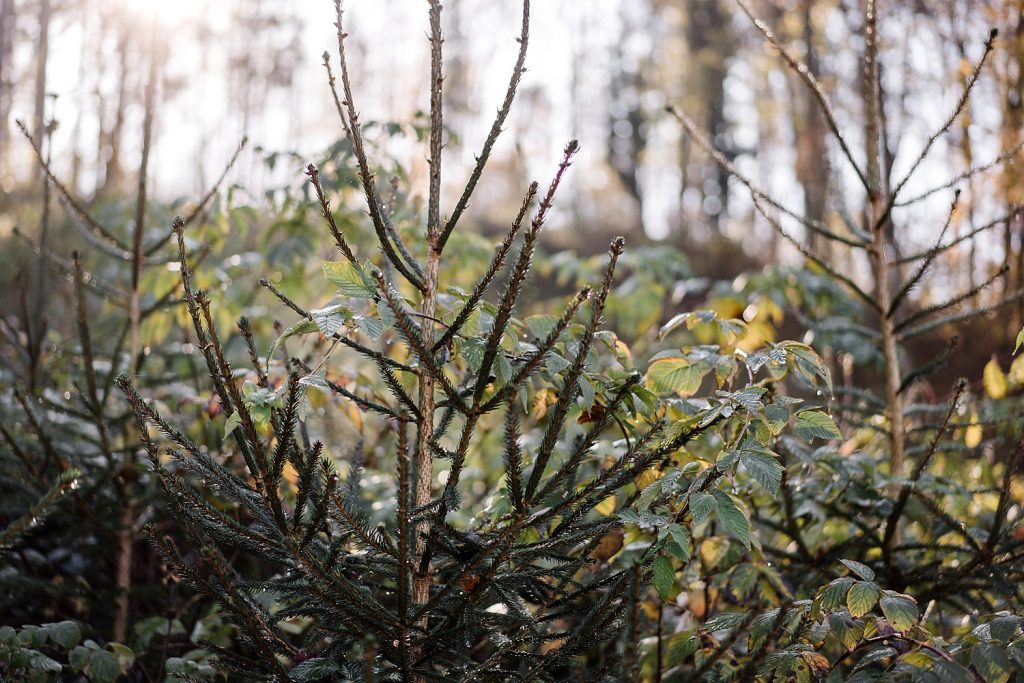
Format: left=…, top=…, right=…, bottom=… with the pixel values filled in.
left=113, top=0, right=210, bottom=28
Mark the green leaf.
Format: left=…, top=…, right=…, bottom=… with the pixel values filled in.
left=310, top=304, right=350, bottom=336
left=780, top=341, right=833, bottom=392
left=741, top=452, right=784, bottom=496
left=689, top=492, right=715, bottom=525
left=846, top=581, right=880, bottom=618
left=223, top=411, right=243, bottom=437
left=356, top=315, right=384, bottom=339
left=44, top=620, right=81, bottom=649
left=28, top=652, right=62, bottom=673
left=645, top=357, right=704, bottom=397
left=794, top=410, right=842, bottom=441
left=69, top=645, right=90, bottom=671
left=666, top=524, right=692, bottom=562
left=89, top=649, right=121, bottom=683
left=713, top=491, right=751, bottom=549
left=323, top=260, right=376, bottom=298
left=988, top=616, right=1020, bottom=644
left=266, top=318, right=319, bottom=367
left=828, top=611, right=865, bottom=650
left=840, top=559, right=875, bottom=582
left=525, top=315, right=560, bottom=340
left=1016, top=326, right=1024, bottom=354
left=666, top=631, right=698, bottom=666
left=821, top=577, right=854, bottom=611
left=971, top=642, right=1011, bottom=683
left=652, top=556, right=675, bottom=599
left=878, top=592, right=918, bottom=631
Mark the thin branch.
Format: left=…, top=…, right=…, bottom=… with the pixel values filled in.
left=329, top=3, right=425, bottom=290
left=887, top=190, right=959, bottom=317
left=887, top=29, right=998, bottom=209
left=666, top=106, right=867, bottom=248
left=438, top=0, right=530, bottom=250
left=734, top=0, right=869, bottom=192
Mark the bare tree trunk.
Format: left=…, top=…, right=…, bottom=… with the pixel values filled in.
left=101, top=27, right=131, bottom=194
left=685, top=0, right=733, bottom=232
left=0, top=0, right=15, bottom=175
left=1003, top=2, right=1024, bottom=333
left=32, top=0, right=51, bottom=142
left=862, top=0, right=905, bottom=475
left=794, top=0, right=830, bottom=258
left=113, top=37, right=159, bottom=646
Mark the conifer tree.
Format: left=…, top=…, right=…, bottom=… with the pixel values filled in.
left=116, top=1, right=816, bottom=679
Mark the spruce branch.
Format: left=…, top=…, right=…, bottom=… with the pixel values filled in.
left=525, top=237, right=624, bottom=503
left=145, top=135, right=248, bottom=257
left=887, top=190, right=960, bottom=318
left=473, top=141, right=579, bottom=404
left=882, top=379, right=966, bottom=553
left=438, top=0, right=531, bottom=250
left=749, top=195, right=880, bottom=312
left=258, top=277, right=413, bottom=373
left=886, top=29, right=998, bottom=210
left=666, top=106, right=868, bottom=249
left=897, top=208, right=1019, bottom=264
left=305, top=162, right=357, bottom=263
left=734, top=0, right=869, bottom=192
left=433, top=181, right=539, bottom=354
left=329, top=3, right=425, bottom=291
left=896, top=269, right=1016, bottom=339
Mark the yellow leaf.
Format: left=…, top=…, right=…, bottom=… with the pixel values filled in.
left=635, top=468, right=661, bottom=492
left=283, top=462, right=299, bottom=488
left=965, top=414, right=983, bottom=449
left=595, top=495, right=617, bottom=516
left=984, top=357, right=1008, bottom=399
left=1009, top=354, right=1024, bottom=389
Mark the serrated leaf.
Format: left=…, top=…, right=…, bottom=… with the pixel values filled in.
left=847, top=581, right=880, bottom=618
left=879, top=593, right=918, bottom=631
left=29, top=652, right=63, bottom=672
left=828, top=611, right=865, bottom=650
left=840, top=559, right=876, bottom=582
left=713, top=491, right=751, bottom=549
left=794, top=410, right=842, bottom=441
left=667, top=524, right=692, bottom=562
left=356, top=315, right=384, bottom=340
left=323, top=260, right=376, bottom=298
left=652, top=556, right=675, bottom=599
left=666, top=631, right=698, bottom=666
left=780, top=341, right=833, bottom=392
left=461, top=338, right=486, bottom=373
left=741, top=452, right=783, bottom=496
left=690, top=492, right=716, bottom=525
left=821, top=577, right=855, bottom=611
left=525, top=315, right=559, bottom=340
left=44, top=620, right=81, bottom=649
left=765, top=403, right=789, bottom=434
left=89, top=650, right=120, bottom=683
left=310, top=304, right=350, bottom=336
left=645, top=357, right=704, bottom=397
left=971, top=642, right=1011, bottom=683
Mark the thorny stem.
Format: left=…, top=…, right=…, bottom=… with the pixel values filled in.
left=115, top=39, right=159, bottom=646
left=411, top=2, right=444, bottom=671
left=862, top=0, right=905, bottom=476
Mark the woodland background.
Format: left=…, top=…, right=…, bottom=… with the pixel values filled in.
left=2, top=0, right=1024, bottom=681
